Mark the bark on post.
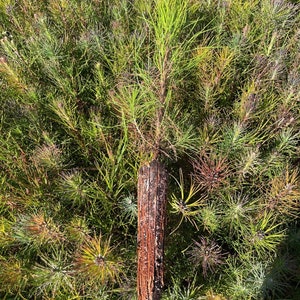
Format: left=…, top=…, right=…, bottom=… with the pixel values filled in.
left=137, top=159, right=168, bottom=300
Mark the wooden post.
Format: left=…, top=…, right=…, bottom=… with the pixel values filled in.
left=137, top=160, right=168, bottom=300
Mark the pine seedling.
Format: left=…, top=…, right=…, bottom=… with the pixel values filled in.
left=199, top=204, right=220, bottom=234
left=236, top=147, right=261, bottom=179
left=275, top=128, right=299, bottom=157
left=223, top=258, right=258, bottom=300
left=260, top=253, right=295, bottom=299
left=170, top=169, right=205, bottom=232
left=225, top=256, right=293, bottom=300
left=196, top=46, right=236, bottom=111
left=0, top=32, right=27, bottom=92
left=31, top=142, right=64, bottom=173
left=202, top=290, right=227, bottom=300
left=242, top=212, right=286, bottom=258
left=120, top=194, right=138, bottom=224
left=74, top=234, right=123, bottom=286
left=245, top=261, right=274, bottom=299
left=234, top=81, right=259, bottom=124
left=187, top=237, right=226, bottom=278
left=93, top=132, right=136, bottom=203
left=220, top=121, right=266, bottom=158
left=192, top=153, right=230, bottom=193
left=49, top=97, right=81, bottom=139
left=0, top=256, right=25, bottom=296
left=58, top=171, right=90, bottom=208
left=162, top=276, right=202, bottom=300
left=221, top=192, right=258, bottom=238
left=13, top=213, right=64, bottom=248
left=31, top=249, right=74, bottom=299
left=265, top=167, right=300, bottom=219
left=65, top=217, right=90, bottom=245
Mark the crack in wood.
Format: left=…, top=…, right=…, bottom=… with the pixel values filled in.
left=137, top=160, right=167, bottom=300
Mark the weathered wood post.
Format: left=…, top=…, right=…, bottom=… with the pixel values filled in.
left=137, top=159, right=168, bottom=300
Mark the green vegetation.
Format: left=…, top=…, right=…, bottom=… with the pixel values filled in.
left=0, top=0, right=299, bottom=299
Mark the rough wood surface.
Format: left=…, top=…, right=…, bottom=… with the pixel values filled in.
left=137, top=160, right=167, bottom=300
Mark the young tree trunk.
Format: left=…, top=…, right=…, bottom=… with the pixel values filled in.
left=137, top=159, right=168, bottom=300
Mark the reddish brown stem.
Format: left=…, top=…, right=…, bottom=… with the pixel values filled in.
left=137, top=160, right=168, bottom=300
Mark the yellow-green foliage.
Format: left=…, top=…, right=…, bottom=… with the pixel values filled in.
left=0, top=0, right=299, bottom=299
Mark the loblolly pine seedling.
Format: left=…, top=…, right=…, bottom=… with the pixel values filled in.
left=198, top=204, right=220, bottom=234
left=206, top=294, right=228, bottom=300
left=260, top=253, right=296, bottom=299
left=31, top=248, right=74, bottom=299
left=13, top=213, right=64, bottom=248
left=223, top=257, right=259, bottom=300
left=236, top=147, right=261, bottom=179
left=170, top=168, right=205, bottom=232
left=74, top=234, right=123, bottom=287
left=242, top=212, right=286, bottom=259
left=31, top=142, right=64, bottom=173
left=58, top=171, right=90, bottom=208
left=221, top=191, right=258, bottom=238
left=192, top=153, right=230, bottom=193
left=187, top=237, right=227, bottom=278
left=0, top=256, right=25, bottom=296
left=162, top=276, right=202, bottom=300
left=225, top=256, right=294, bottom=300
left=264, top=167, right=300, bottom=219
left=202, top=290, right=228, bottom=300
left=119, top=194, right=138, bottom=224
left=65, top=217, right=90, bottom=244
